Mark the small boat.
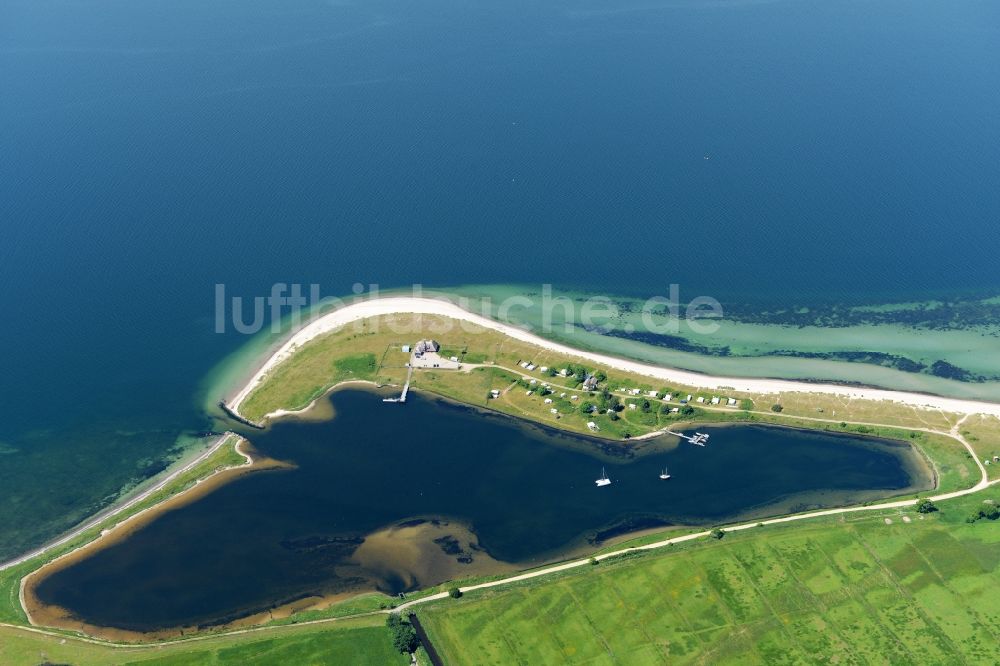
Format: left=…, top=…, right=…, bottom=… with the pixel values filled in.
left=595, top=467, right=612, bottom=487
left=659, top=468, right=671, bottom=480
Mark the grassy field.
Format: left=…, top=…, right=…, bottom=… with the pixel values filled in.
left=0, top=616, right=407, bottom=666
left=237, top=314, right=972, bottom=450
left=419, top=492, right=1000, bottom=665
left=959, top=414, right=1000, bottom=480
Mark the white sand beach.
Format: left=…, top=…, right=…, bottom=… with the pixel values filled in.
left=227, top=297, right=1000, bottom=418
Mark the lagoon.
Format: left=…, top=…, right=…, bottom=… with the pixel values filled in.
left=32, top=388, right=932, bottom=634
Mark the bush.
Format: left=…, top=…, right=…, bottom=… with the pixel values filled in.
left=386, top=614, right=419, bottom=654
left=710, top=528, right=725, bottom=540
left=448, top=587, right=463, bottom=599
left=771, top=404, right=783, bottom=413
left=966, top=501, right=999, bottom=523
left=590, top=557, right=599, bottom=565
left=915, top=498, right=938, bottom=514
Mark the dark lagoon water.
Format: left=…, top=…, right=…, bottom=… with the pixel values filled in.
left=34, top=388, right=931, bottom=632
left=2, top=0, right=998, bottom=559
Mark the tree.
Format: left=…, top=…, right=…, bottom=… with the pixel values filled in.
left=641, top=400, right=651, bottom=413
left=574, top=368, right=587, bottom=383
left=448, top=587, right=463, bottom=599
left=710, top=528, right=725, bottom=540
left=915, top=498, right=938, bottom=514
left=594, top=370, right=607, bottom=382
left=546, top=367, right=557, bottom=377
left=680, top=405, right=695, bottom=416
left=580, top=401, right=595, bottom=415
left=609, top=411, right=620, bottom=422
left=771, top=404, right=783, bottom=413
left=386, top=614, right=418, bottom=654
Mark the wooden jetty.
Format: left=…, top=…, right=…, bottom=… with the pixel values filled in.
left=383, top=365, right=414, bottom=403
left=663, top=429, right=710, bottom=446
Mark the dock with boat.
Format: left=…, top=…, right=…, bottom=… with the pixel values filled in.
left=662, top=429, right=710, bottom=446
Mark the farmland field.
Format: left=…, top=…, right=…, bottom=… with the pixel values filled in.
left=419, top=493, right=1000, bottom=665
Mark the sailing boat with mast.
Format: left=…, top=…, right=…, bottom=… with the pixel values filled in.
left=595, top=467, right=612, bottom=487
left=659, top=467, right=671, bottom=480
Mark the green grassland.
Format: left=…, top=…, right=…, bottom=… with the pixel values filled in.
left=237, top=314, right=972, bottom=450
left=959, top=414, right=1000, bottom=480
left=0, top=616, right=407, bottom=666
left=418, top=492, right=1000, bottom=665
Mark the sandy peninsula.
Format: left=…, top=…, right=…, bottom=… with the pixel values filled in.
left=228, top=296, right=1000, bottom=419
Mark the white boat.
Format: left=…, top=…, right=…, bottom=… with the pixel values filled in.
left=659, top=468, right=671, bottom=480
left=595, top=467, right=612, bottom=487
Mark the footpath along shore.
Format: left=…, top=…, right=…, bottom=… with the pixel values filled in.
left=227, top=296, right=1000, bottom=419
left=2, top=416, right=995, bottom=650
left=0, top=433, right=249, bottom=573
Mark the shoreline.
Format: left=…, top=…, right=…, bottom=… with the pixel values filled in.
left=227, top=296, right=1000, bottom=419
left=8, top=387, right=984, bottom=643
left=7, top=417, right=993, bottom=648
left=18, top=437, right=298, bottom=641
left=0, top=433, right=242, bottom=573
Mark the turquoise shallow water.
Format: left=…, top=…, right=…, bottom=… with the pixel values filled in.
left=1, top=0, right=998, bottom=559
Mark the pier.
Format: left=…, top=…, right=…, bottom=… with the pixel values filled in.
left=663, top=429, right=710, bottom=446
left=383, top=365, right=414, bottom=403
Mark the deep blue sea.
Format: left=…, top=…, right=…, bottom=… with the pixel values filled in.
left=1, top=0, right=999, bottom=558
